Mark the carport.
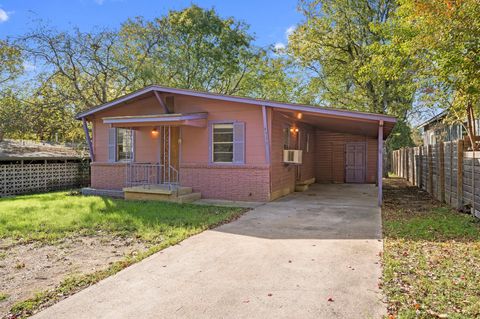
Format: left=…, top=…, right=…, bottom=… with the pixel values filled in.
left=267, top=106, right=396, bottom=206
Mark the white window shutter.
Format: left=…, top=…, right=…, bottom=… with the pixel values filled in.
left=108, top=127, right=116, bottom=162
left=233, top=122, right=245, bottom=164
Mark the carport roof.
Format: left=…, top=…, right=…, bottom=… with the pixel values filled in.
left=76, top=85, right=396, bottom=138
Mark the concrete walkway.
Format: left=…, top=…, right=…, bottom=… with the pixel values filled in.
left=33, top=184, right=385, bottom=319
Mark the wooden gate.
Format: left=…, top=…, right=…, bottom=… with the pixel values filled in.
left=345, top=142, right=366, bottom=183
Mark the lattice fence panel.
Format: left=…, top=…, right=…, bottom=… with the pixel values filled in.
left=0, top=161, right=90, bottom=196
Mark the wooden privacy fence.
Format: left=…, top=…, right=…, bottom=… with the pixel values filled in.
left=0, top=159, right=90, bottom=196
left=391, top=140, right=480, bottom=218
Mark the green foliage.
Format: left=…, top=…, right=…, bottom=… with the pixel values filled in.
left=289, top=0, right=416, bottom=120
left=4, top=5, right=296, bottom=142
left=0, top=40, right=23, bottom=86
left=386, top=119, right=414, bottom=151
left=118, top=5, right=260, bottom=94
left=392, top=0, right=480, bottom=139
left=0, top=191, right=244, bottom=243
left=0, top=292, right=9, bottom=302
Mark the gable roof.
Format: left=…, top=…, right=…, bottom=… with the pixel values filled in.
left=76, top=85, right=397, bottom=124
left=416, top=111, right=448, bottom=129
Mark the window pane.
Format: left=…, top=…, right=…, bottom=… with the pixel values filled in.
left=214, top=143, right=233, bottom=152
left=213, top=133, right=233, bottom=142
left=214, top=152, right=233, bottom=163
left=117, top=128, right=133, bottom=161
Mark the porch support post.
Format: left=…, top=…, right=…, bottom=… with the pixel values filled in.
left=82, top=117, right=94, bottom=161
left=262, top=105, right=271, bottom=164
left=154, top=90, right=169, bottom=113
left=378, top=120, right=384, bottom=206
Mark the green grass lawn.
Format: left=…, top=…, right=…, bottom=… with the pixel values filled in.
left=0, top=191, right=244, bottom=317
left=382, top=178, right=480, bottom=319
left=0, top=191, right=244, bottom=244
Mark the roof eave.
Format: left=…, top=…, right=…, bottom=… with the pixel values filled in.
left=75, top=85, right=397, bottom=123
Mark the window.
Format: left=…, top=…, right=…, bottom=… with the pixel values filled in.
left=212, top=124, right=234, bottom=163
left=116, top=128, right=134, bottom=161
left=283, top=127, right=290, bottom=149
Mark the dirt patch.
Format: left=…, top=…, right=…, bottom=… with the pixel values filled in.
left=0, top=236, right=148, bottom=317
left=383, top=177, right=438, bottom=214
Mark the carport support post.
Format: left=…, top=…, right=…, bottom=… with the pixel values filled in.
left=378, top=121, right=384, bottom=206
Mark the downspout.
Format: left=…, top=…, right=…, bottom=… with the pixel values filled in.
left=82, top=117, right=94, bottom=161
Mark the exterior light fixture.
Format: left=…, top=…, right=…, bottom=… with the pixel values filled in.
left=297, top=113, right=303, bottom=119
left=151, top=127, right=159, bottom=136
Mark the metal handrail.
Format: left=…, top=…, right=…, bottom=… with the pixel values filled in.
left=125, top=163, right=179, bottom=188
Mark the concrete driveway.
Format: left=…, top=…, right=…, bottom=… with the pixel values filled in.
left=33, top=184, right=384, bottom=319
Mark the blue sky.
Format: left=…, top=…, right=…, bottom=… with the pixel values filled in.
left=0, top=0, right=303, bottom=48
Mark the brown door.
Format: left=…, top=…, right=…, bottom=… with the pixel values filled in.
left=345, top=142, right=366, bottom=183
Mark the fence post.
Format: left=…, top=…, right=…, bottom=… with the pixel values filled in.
left=439, top=142, right=445, bottom=203
left=419, top=146, right=423, bottom=188
left=457, top=140, right=464, bottom=210
left=400, top=148, right=403, bottom=178
left=411, top=148, right=415, bottom=184
left=428, top=145, right=433, bottom=194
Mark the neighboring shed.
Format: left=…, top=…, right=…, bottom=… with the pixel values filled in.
left=0, top=139, right=90, bottom=196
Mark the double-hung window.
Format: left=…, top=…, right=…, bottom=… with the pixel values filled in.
left=108, top=127, right=134, bottom=162
left=211, top=122, right=245, bottom=164
left=212, top=124, right=234, bottom=163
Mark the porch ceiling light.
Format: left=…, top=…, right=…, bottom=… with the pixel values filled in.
left=297, top=112, right=303, bottom=119
left=151, top=127, right=159, bottom=136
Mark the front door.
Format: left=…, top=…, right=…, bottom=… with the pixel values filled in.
left=158, top=126, right=180, bottom=185
left=345, top=142, right=366, bottom=183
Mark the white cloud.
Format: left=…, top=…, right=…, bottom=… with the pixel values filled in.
left=0, top=9, right=9, bottom=23
left=285, top=25, right=296, bottom=38
left=274, top=42, right=286, bottom=50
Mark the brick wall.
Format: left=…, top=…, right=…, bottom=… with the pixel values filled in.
left=270, top=111, right=316, bottom=200
left=314, top=131, right=377, bottom=183
left=180, top=163, right=270, bottom=201
left=91, top=163, right=126, bottom=190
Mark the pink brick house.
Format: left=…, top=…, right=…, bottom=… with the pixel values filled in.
left=77, top=85, right=396, bottom=205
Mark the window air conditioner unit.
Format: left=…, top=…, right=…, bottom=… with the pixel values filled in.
left=283, top=150, right=303, bottom=164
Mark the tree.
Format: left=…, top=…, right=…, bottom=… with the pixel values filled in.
left=393, top=0, right=480, bottom=150
left=118, top=5, right=261, bottom=94
left=288, top=0, right=418, bottom=115
left=20, top=27, right=138, bottom=112
left=287, top=0, right=418, bottom=150
left=0, top=40, right=24, bottom=140
left=0, top=40, right=23, bottom=87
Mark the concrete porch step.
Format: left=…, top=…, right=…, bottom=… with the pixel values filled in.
left=123, top=185, right=201, bottom=203
left=176, top=192, right=202, bottom=204
left=295, top=184, right=309, bottom=192
left=295, top=177, right=316, bottom=192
